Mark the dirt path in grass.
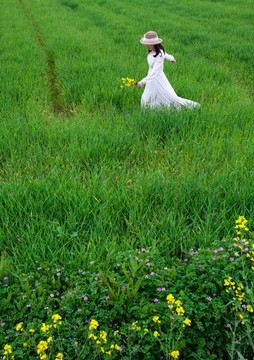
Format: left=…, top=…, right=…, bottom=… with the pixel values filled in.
left=19, top=0, right=72, bottom=116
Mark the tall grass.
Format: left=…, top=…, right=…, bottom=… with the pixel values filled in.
left=0, top=0, right=253, bottom=270
left=0, top=0, right=49, bottom=114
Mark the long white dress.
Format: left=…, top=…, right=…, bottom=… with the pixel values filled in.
left=141, top=50, right=199, bottom=109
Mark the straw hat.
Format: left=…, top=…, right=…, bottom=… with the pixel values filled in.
left=140, top=31, right=162, bottom=45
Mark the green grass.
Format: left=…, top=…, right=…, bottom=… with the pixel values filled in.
left=0, top=0, right=253, bottom=270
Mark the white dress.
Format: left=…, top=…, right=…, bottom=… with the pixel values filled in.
left=141, top=51, right=200, bottom=109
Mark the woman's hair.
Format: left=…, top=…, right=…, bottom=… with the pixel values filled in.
left=148, top=44, right=165, bottom=57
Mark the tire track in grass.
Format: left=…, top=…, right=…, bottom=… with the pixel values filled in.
left=19, top=0, right=72, bottom=115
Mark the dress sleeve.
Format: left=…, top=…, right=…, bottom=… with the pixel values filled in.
left=164, top=52, right=175, bottom=62
left=141, top=53, right=164, bottom=85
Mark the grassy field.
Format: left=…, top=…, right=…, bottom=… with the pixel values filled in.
left=0, top=0, right=253, bottom=269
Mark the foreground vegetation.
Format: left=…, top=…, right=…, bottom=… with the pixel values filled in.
left=0, top=0, right=253, bottom=358
left=1, top=219, right=254, bottom=359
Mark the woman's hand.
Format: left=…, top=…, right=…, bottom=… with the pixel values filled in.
left=135, top=81, right=143, bottom=88
left=172, top=60, right=176, bottom=64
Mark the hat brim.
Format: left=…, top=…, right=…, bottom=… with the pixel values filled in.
left=140, top=38, right=163, bottom=45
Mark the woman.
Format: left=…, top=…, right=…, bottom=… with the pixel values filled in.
left=136, top=31, right=200, bottom=109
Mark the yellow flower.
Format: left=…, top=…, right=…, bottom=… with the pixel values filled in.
left=89, top=319, right=99, bottom=330
left=131, top=321, right=141, bottom=330
left=114, top=330, right=119, bottom=336
left=55, top=353, right=63, bottom=360
left=52, top=314, right=62, bottom=323
left=175, top=300, right=182, bottom=306
left=176, top=307, right=185, bottom=316
left=16, top=322, right=24, bottom=332
left=41, top=323, right=48, bottom=332
left=152, top=316, right=161, bottom=323
left=40, top=355, right=47, bottom=360
left=144, top=328, right=149, bottom=332
left=47, top=337, right=53, bottom=343
left=105, top=351, right=111, bottom=355
left=30, top=329, right=35, bottom=333
left=75, top=341, right=78, bottom=345
left=101, top=347, right=105, bottom=353
left=166, top=294, right=175, bottom=303
left=115, top=344, right=120, bottom=350
left=23, top=343, right=28, bottom=347
left=183, top=318, right=191, bottom=327
left=37, top=340, right=48, bottom=354
left=4, top=345, right=12, bottom=354
left=247, top=305, right=253, bottom=312
left=154, top=331, right=159, bottom=338
left=88, top=334, right=97, bottom=340
left=100, top=330, right=107, bottom=343
left=171, top=350, right=180, bottom=359
left=100, top=330, right=107, bottom=338
left=121, top=77, right=136, bottom=87
left=96, top=340, right=101, bottom=344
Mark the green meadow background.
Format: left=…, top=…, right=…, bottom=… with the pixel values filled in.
left=0, top=0, right=253, bottom=269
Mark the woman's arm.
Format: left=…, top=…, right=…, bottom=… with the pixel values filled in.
left=136, top=52, right=164, bottom=88
left=141, top=53, right=164, bottom=85
left=165, top=52, right=176, bottom=64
